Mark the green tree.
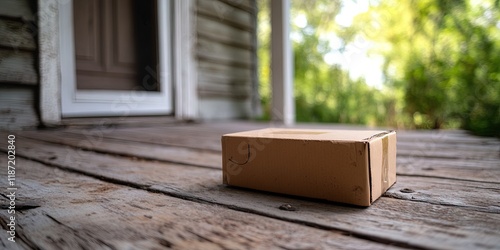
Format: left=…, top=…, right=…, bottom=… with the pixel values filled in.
left=258, top=0, right=389, bottom=126
left=352, top=0, right=500, bottom=135
left=258, top=0, right=500, bottom=136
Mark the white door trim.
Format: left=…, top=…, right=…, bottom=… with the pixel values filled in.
left=39, top=0, right=198, bottom=123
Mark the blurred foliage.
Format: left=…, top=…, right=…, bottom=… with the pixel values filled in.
left=257, top=0, right=500, bottom=136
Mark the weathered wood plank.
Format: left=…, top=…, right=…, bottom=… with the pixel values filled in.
left=397, top=159, right=500, bottom=183
left=219, top=0, right=256, bottom=13
left=197, top=0, right=255, bottom=31
left=197, top=15, right=253, bottom=49
left=197, top=37, right=253, bottom=67
left=198, top=60, right=253, bottom=80
left=65, top=126, right=223, bottom=151
left=397, top=140, right=500, bottom=152
left=0, top=87, right=39, bottom=130
left=62, top=123, right=500, bottom=162
left=397, top=141, right=500, bottom=159
left=9, top=136, right=500, bottom=211
left=60, top=116, right=181, bottom=127
left=198, top=82, right=251, bottom=98
left=46, top=126, right=499, bottom=182
left=0, top=49, right=37, bottom=84
left=198, top=73, right=252, bottom=88
left=385, top=176, right=500, bottom=212
left=15, top=131, right=500, bottom=214
left=21, top=130, right=221, bottom=169
left=198, top=98, right=252, bottom=119
left=397, top=148, right=499, bottom=161
left=20, top=129, right=500, bottom=172
left=0, top=156, right=402, bottom=250
left=0, top=19, right=36, bottom=51
left=195, top=0, right=256, bottom=114
left=159, top=124, right=500, bottom=160
left=83, top=121, right=499, bottom=147
left=0, top=0, right=34, bottom=20
left=191, top=122, right=500, bottom=145
left=198, top=63, right=254, bottom=91
left=3, top=137, right=499, bottom=249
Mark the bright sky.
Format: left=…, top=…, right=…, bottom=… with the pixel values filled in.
left=293, top=0, right=384, bottom=89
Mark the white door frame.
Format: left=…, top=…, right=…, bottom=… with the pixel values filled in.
left=38, top=0, right=198, bottom=124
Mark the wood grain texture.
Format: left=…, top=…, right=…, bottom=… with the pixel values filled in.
left=0, top=49, right=37, bottom=85
left=197, top=37, right=253, bottom=67
left=197, top=15, right=253, bottom=49
left=60, top=116, right=181, bottom=127
left=22, top=128, right=500, bottom=184
left=2, top=135, right=499, bottom=249
left=198, top=98, right=253, bottom=119
left=21, top=130, right=221, bottom=169
left=197, top=0, right=255, bottom=31
left=385, top=176, right=500, bottom=213
left=0, top=19, right=36, bottom=51
left=0, top=156, right=402, bottom=250
left=198, top=60, right=253, bottom=82
left=0, top=0, right=34, bottom=20
left=219, top=0, right=256, bottom=13
left=0, top=87, right=39, bottom=130
left=196, top=0, right=257, bottom=119
left=46, top=124, right=500, bottom=183
left=198, top=82, right=251, bottom=98
left=198, top=74, right=252, bottom=88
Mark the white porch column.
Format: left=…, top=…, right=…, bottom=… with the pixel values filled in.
left=39, top=0, right=62, bottom=126
left=173, top=0, right=198, bottom=120
left=270, top=0, right=294, bottom=125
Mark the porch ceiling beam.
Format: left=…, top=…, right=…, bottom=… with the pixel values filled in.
left=270, top=0, right=294, bottom=125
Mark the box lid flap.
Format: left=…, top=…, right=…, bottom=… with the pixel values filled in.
left=224, top=128, right=391, bottom=142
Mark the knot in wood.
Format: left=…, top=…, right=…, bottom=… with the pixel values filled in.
left=400, top=188, right=415, bottom=193
left=278, top=204, right=297, bottom=211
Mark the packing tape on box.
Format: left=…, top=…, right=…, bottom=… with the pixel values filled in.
left=382, top=136, right=389, bottom=190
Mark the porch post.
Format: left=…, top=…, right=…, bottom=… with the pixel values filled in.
left=173, top=0, right=198, bottom=120
left=39, top=0, right=62, bottom=126
left=270, top=0, right=294, bottom=125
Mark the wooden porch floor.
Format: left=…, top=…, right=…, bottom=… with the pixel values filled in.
left=1, top=121, right=499, bottom=249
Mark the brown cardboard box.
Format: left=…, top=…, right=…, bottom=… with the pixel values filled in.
left=221, top=128, right=397, bottom=206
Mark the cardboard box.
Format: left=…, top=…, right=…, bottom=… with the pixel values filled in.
left=221, top=128, right=397, bottom=206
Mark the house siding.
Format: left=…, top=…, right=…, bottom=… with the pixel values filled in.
left=195, top=0, right=258, bottom=119
left=0, top=0, right=39, bottom=130
left=0, top=0, right=259, bottom=129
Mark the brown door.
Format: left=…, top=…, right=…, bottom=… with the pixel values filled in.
left=73, top=0, right=158, bottom=91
